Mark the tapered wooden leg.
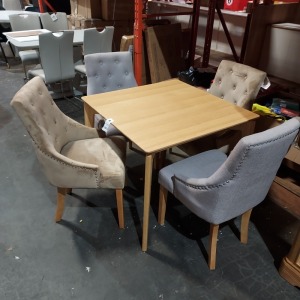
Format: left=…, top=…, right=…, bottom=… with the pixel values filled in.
left=158, top=185, right=168, bottom=225
left=142, top=154, right=154, bottom=252
left=209, top=224, right=219, bottom=270
left=240, top=208, right=253, bottom=244
left=116, top=189, right=124, bottom=229
left=55, top=187, right=67, bottom=222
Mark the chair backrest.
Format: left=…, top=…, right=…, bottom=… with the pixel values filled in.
left=85, top=51, right=137, bottom=95
left=40, top=12, right=68, bottom=31
left=3, top=0, right=22, bottom=10
left=9, top=13, right=41, bottom=31
left=173, top=117, right=300, bottom=225
left=10, top=76, right=79, bottom=156
left=209, top=60, right=267, bottom=109
left=38, top=31, right=75, bottom=83
left=83, top=27, right=114, bottom=56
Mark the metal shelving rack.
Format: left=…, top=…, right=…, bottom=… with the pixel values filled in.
left=133, top=0, right=201, bottom=85
left=133, top=0, right=260, bottom=85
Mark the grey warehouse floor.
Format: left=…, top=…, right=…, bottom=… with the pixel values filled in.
left=0, top=57, right=299, bottom=300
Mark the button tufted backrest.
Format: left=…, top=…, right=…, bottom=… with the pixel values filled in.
left=209, top=60, right=267, bottom=110
left=85, top=51, right=138, bottom=95
left=10, top=77, right=95, bottom=154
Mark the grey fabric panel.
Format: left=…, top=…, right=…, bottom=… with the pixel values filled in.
left=85, top=51, right=137, bottom=95
left=159, top=150, right=227, bottom=193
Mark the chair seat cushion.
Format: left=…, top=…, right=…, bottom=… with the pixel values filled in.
left=19, top=50, right=39, bottom=63
left=159, top=149, right=227, bottom=193
left=75, top=64, right=86, bottom=75
left=61, top=137, right=126, bottom=189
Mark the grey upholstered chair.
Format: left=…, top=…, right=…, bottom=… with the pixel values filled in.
left=85, top=51, right=137, bottom=136
left=75, top=27, right=115, bottom=76
left=10, top=76, right=127, bottom=228
left=27, top=31, right=75, bottom=95
left=39, top=12, right=68, bottom=32
left=8, top=13, right=42, bottom=79
left=158, top=117, right=300, bottom=270
left=178, top=60, right=268, bottom=156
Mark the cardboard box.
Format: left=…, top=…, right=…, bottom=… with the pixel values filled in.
left=70, top=0, right=102, bottom=19
left=101, top=0, right=134, bottom=21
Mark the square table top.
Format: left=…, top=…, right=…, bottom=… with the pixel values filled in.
left=82, top=79, right=259, bottom=154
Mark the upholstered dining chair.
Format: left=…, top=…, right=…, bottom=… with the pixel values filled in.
left=177, top=60, right=268, bottom=156
left=27, top=31, right=75, bottom=96
left=75, top=27, right=115, bottom=76
left=39, top=12, right=68, bottom=32
left=8, top=13, right=42, bottom=79
left=158, top=117, right=300, bottom=270
left=85, top=51, right=137, bottom=136
left=10, top=76, right=127, bottom=228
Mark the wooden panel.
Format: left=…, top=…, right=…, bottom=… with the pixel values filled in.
left=101, top=0, right=134, bottom=21
left=244, top=3, right=300, bottom=68
left=145, top=23, right=184, bottom=83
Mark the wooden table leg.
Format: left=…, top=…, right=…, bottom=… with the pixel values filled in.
left=84, top=102, right=95, bottom=127
left=142, top=153, right=154, bottom=252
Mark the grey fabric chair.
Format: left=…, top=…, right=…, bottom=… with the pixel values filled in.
left=27, top=31, right=75, bottom=95
left=178, top=60, right=268, bottom=156
left=10, top=76, right=127, bottom=228
left=75, top=27, right=115, bottom=76
left=39, top=12, right=68, bottom=32
left=85, top=51, right=137, bottom=136
left=158, top=117, right=300, bottom=270
left=8, top=13, right=41, bottom=79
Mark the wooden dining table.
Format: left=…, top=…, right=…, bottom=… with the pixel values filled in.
left=82, top=78, right=259, bottom=251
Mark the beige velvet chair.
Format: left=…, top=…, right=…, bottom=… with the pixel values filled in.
left=10, top=76, right=127, bottom=228
left=178, top=60, right=268, bottom=156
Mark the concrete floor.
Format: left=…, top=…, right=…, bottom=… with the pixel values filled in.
left=0, top=58, right=299, bottom=300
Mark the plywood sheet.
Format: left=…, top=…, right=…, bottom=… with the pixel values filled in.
left=145, top=23, right=184, bottom=83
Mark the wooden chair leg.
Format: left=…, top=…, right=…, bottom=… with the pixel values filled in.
left=158, top=185, right=168, bottom=225
left=240, top=208, right=253, bottom=244
left=55, top=187, right=67, bottom=222
left=209, top=224, right=219, bottom=270
left=116, top=189, right=124, bottom=229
